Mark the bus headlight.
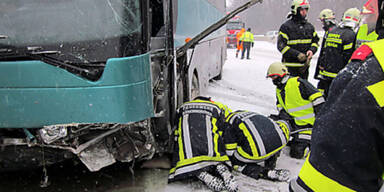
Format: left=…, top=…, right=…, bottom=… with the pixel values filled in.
left=39, top=125, right=68, bottom=144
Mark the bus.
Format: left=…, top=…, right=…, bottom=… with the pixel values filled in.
left=0, top=0, right=261, bottom=172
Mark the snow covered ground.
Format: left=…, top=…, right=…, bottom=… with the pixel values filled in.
left=166, top=41, right=320, bottom=192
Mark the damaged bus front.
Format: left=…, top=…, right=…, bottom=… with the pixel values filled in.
left=0, top=0, right=156, bottom=172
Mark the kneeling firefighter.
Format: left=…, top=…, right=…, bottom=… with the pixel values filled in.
left=267, top=62, right=325, bottom=159
left=223, top=110, right=291, bottom=182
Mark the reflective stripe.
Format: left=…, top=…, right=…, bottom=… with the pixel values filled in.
left=287, top=39, right=312, bottom=45
left=284, top=62, right=305, bottom=67
left=169, top=157, right=230, bottom=179
left=298, top=134, right=311, bottom=141
left=309, top=92, right=323, bottom=102
left=183, top=102, right=221, bottom=114
left=299, top=157, right=356, bottom=192
left=326, top=38, right=342, bottom=44
left=344, top=43, right=353, bottom=50
left=281, top=46, right=290, bottom=54
left=289, top=177, right=308, bottom=192
left=212, top=118, right=221, bottom=157
left=295, top=113, right=315, bottom=121
left=178, top=117, right=184, bottom=160
left=279, top=31, right=289, bottom=40
left=273, top=121, right=288, bottom=144
left=206, top=116, right=214, bottom=157
left=183, top=114, right=193, bottom=159
left=234, top=151, right=264, bottom=163
left=311, top=43, right=319, bottom=48
left=313, top=31, right=318, bottom=37
left=246, top=119, right=266, bottom=156
left=367, top=80, right=384, bottom=107
left=287, top=103, right=313, bottom=113
left=312, top=97, right=325, bottom=106
left=225, top=143, right=237, bottom=150
left=226, top=149, right=235, bottom=156
left=319, top=70, right=338, bottom=78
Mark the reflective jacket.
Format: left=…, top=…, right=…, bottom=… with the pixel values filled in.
left=314, top=24, right=336, bottom=80
left=223, top=111, right=290, bottom=164
left=277, top=18, right=319, bottom=67
left=318, top=26, right=356, bottom=80
left=290, top=40, right=384, bottom=192
left=168, top=99, right=232, bottom=182
left=276, top=77, right=324, bottom=127
left=239, top=31, right=254, bottom=43
left=356, top=24, right=378, bottom=48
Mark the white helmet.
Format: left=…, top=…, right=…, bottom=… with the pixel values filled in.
left=342, top=8, right=361, bottom=28
left=291, top=0, right=310, bottom=15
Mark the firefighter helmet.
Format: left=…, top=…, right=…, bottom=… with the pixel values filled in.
left=291, top=0, right=310, bottom=15
left=319, top=9, right=335, bottom=21
left=267, top=62, right=288, bottom=78
left=342, top=8, right=361, bottom=26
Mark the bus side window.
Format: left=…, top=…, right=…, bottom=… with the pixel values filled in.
left=150, top=0, right=165, bottom=37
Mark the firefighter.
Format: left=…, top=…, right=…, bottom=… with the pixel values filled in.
left=356, top=0, right=379, bottom=48
left=223, top=110, right=291, bottom=182
left=289, top=1, right=384, bottom=191
left=236, top=28, right=245, bottom=58
left=266, top=62, right=325, bottom=159
left=239, top=28, right=254, bottom=60
left=277, top=0, right=319, bottom=80
left=317, top=8, right=360, bottom=98
left=168, top=96, right=238, bottom=192
left=314, top=9, right=337, bottom=94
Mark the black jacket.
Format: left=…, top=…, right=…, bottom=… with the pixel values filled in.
left=314, top=24, right=336, bottom=80
left=290, top=42, right=384, bottom=192
left=318, top=26, right=356, bottom=80
left=277, top=17, right=319, bottom=66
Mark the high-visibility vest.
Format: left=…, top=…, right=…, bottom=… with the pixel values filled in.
left=356, top=24, right=378, bottom=48
left=276, top=77, right=316, bottom=126
left=239, top=31, right=254, bottom=42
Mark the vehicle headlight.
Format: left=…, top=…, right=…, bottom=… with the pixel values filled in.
left=39, top=125, right=68, bottom=144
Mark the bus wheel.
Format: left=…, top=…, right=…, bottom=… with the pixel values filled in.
left=191, top=73, right=200, bottom=99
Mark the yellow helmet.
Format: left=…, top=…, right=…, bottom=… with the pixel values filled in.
left=267, top=62, right=288, bottom=77
left=342, top=8, right=361, bottom=25
left=291, top=0, right=310, bottom=15
left=319, top=9, right=335, bottom=21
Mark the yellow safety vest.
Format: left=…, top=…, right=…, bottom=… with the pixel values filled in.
left=239, top=31, right=254, bottom=42
left=356, top=24, right=378, bottom=48
left=276, top=77, right=316, bottom=126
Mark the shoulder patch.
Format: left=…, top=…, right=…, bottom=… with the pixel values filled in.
left=351, top=45, right=372, bottom=61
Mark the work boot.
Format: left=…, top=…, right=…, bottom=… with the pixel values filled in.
left=216, top=164, right=238, bottom=192
left=290, top=142, right=309, bottom=159
left=264, top=169, right=290, bottom=182
left=236, top=52, right=238, bottom=58
left=197, top=171, right=226, bottom=192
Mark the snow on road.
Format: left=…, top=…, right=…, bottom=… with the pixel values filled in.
left=205, top=41, right=319, bottom=191
left=166, top=41, right=319, bottom=192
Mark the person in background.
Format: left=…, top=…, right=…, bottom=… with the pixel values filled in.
left=317, top=8, right=360, bottom=98
left=239, top=28, right=254, bottom=60
left=266, top=62, right=325, bottom=159
left=314, top=9, right=337, bottom=94
left=289, top=1, right=384, bottom=191
left=356, top=0, right=379, bottom=48
left=236, top=28, right=245, bottom=58
left=223, top=110, right=291, bottom=182
left=277, top=0, right=319, bottom=80
left=168, top=96, right=237, bottom=192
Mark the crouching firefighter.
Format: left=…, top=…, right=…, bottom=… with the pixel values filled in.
left=223, top=111, right=291, bottom=182
left=267, top=62, right=325, bottom=159
left=168, top=96, right=238, bottom=192
left=290, top=1, right=384, bottom=190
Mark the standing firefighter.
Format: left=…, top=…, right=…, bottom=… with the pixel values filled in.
left=267, top=62, right=325, bottom=159
left=317, top=8, right=360, bottom=98
left=289, top=1, right=384, bottom=191
left=356, top=0, right=379, bottom=48
left=236, top=28, right=245, bottom=58
left=314, top=9, right=337, bottom=94
left=239, top=28, right=254, bottom=60
left=223, top=111, right=291, bottom=182
left=168, top=96, right=238, bottom=192
left=277, top=0, right=319, bottom=79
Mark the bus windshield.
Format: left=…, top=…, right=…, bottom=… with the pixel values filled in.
left=0, top=0, right=144, bottom=63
